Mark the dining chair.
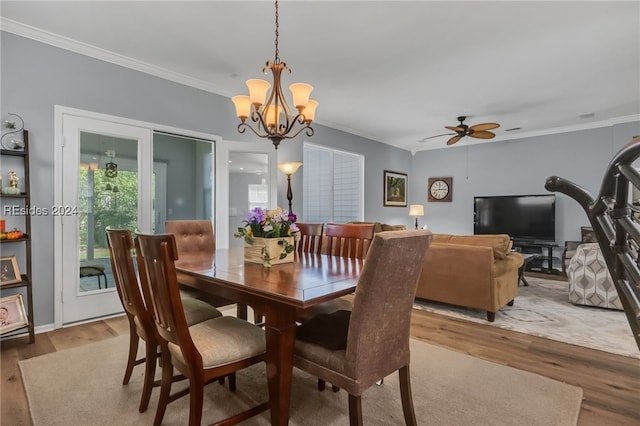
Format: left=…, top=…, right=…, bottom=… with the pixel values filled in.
left=135, top=233, right=269, bottom=426
left=297, top=223, right=375, bottom=323
left=294, top=229, right=433, bottom=425
left=324, top=223, right=376, bottom=259
left=295, top=222, right=324, bottom=255
left=106, top=228, right=223, bottom=413
left=296, top=223, right=375, bottom=391
left=165, top=219, right=253, bottom=321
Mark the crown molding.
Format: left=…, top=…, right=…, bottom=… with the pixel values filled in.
left=493, top=114, right=640, bottom=143
left=0, top=17, right=230, bottom=96
left=411, top=114, right=640, bottom=154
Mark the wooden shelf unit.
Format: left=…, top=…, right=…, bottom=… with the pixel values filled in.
left=1, top=130, right=35, bottom=344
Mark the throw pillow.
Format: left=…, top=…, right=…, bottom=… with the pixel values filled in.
left=296, top=310, right=351, bottom=350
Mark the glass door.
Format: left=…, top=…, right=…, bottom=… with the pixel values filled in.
left=79, top=140, right=138, bottom=293
left=59, top=114, right=152, bottom=325
left=152, top=132, right=214, bottom=231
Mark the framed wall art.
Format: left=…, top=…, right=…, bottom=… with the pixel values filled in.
left=384, top=170, right=408, bottom=207
left=0, top=256, right=22, bottom=286
left=0, top=294, right=28, bottom=333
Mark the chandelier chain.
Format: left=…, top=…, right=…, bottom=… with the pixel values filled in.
left=274, top=0, right=280, bottom=63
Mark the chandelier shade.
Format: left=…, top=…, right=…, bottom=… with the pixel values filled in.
left=231, top=0, right=318, bottom=149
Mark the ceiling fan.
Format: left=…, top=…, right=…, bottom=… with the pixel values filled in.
left=420, top=116, right=500, bottom=146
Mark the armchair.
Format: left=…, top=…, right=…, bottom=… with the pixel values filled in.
left=567, top=242, right=623, bottom=310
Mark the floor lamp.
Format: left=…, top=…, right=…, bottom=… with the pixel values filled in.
left=278, top=161, right=303, bottom=213
left=409, top=204, right=425, bottom=230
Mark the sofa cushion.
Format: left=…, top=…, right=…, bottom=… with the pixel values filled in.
left=381, top=224, right=407, bottom=232
left=432, top=234, right=512, bottom=259
left=348, top=221, right=383, bottom=234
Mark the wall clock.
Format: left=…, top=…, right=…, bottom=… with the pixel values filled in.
left=428, top=177, right=453, bottom=202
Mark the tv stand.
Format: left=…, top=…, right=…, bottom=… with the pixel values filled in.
left=512, top=241, right=559, bottom=274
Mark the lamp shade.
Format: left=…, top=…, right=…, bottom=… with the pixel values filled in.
left=289, top=83, right=313, bottom=110
left=278, top=161, right=303, bottom=175
left=265, top=104, right=283, bottom=129
left=301, top=99, right=318, bottom=123
left=246, top=79, right=271, bottom=106
left=231, top=95, right=252, bottom=120
left=409, top=204, right=424, bottom=216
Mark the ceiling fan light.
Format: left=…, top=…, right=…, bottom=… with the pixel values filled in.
left=289, top=83, right=313, bottom=111
left=301, top=99, right=318, bottom=123
left=231, top=95, right=252, bottom=121
left=246, top=79, right=271, bottom=106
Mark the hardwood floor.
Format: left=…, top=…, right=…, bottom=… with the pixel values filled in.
left=2, top=311, right=639, bottom=425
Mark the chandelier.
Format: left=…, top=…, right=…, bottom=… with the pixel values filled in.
left=231, top=0, right=318, bottom=149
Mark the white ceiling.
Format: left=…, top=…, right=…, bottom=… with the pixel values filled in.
left=2, top=1, right=639, bottom=152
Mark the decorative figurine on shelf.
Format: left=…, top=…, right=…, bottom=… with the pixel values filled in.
left=2, top=171, right=21, bottom=195
left=1, top=113, right=25, bottom=151
left=9, top=171, right=18, bottom=188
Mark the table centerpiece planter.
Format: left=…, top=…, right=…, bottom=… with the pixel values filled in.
left=235, top=207, right=298, bottom=268
left=244, top=236, right=295, bottom=267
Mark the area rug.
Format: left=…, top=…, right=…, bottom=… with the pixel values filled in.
left=19, top=334, right=582, bottom=426
left=414, top=276, right=639, bottom=358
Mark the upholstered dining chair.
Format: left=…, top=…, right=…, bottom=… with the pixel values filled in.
left=105, top=228, right=223, bottom=413
left=135, top=233, right=268, bottom=426
left=165, top=219, right=254, bottom=320
left=295, top=222, right=324, bottom=255
left=296, top=223, right=375, bottom=323
left=294, top=230, right=433, bottom=425
left=296, top=223, right=376, bottom=391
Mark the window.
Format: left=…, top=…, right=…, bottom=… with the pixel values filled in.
left=248, top=183, right=269, bottom=211
left=303, top=143, right=364, bottom=223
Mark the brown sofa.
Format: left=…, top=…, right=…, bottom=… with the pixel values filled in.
left=348, top=221, right=407, bottom=233
left=415, top=234, right=523, bottom=322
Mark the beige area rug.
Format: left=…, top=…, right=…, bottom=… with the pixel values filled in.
left=414, top=276, right=640, bottom=359
left=19, top=334, right=582, bottom=426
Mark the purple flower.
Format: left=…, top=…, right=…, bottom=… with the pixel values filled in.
left=288, top=212, right=297, bottom=223
left=247, top=207, right=265, bottom=224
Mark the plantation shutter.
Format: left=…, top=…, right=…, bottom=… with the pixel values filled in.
left=303, top=143, right=363, bottom=223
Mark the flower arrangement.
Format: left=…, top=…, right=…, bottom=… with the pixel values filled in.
left=234, top=207, right=298, bottom=265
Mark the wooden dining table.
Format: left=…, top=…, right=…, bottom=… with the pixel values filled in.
left=174, top=247, right=363, bottom=425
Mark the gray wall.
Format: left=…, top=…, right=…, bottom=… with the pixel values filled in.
left=1, top=32, right=407, bottom=327
left=411, top=123, right=640, bottom=246
left=2, top=32, right=639, bottom=328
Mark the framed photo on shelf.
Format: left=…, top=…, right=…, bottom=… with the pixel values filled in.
left=383, top=170, right=408, bottom=207
left=0, top=294, right=28, bottom=334
left=0, top=256, right=21, bottom=286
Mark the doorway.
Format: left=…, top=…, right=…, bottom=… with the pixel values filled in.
left=54, top=107, right=218, bottom=327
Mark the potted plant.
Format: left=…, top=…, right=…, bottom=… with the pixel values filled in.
left=234, top=207, right=298, bottom=267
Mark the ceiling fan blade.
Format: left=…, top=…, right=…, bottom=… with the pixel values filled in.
left=446, top=135, right=463, bottom=145
left=470, top=122, right=500, bottom=131
left=445, top=126, right=465, bottom=132
left=419, top=132, right=455, bottom=142
left=468, top=131, right=496, bottom=139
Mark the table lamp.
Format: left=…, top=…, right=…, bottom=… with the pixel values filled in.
left=408, top=204, right=425, bottom=230
left=278, top=161, right=303, bottom=213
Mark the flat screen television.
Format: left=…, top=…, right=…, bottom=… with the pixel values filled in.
left=473, top=194, right=556, bottom=243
